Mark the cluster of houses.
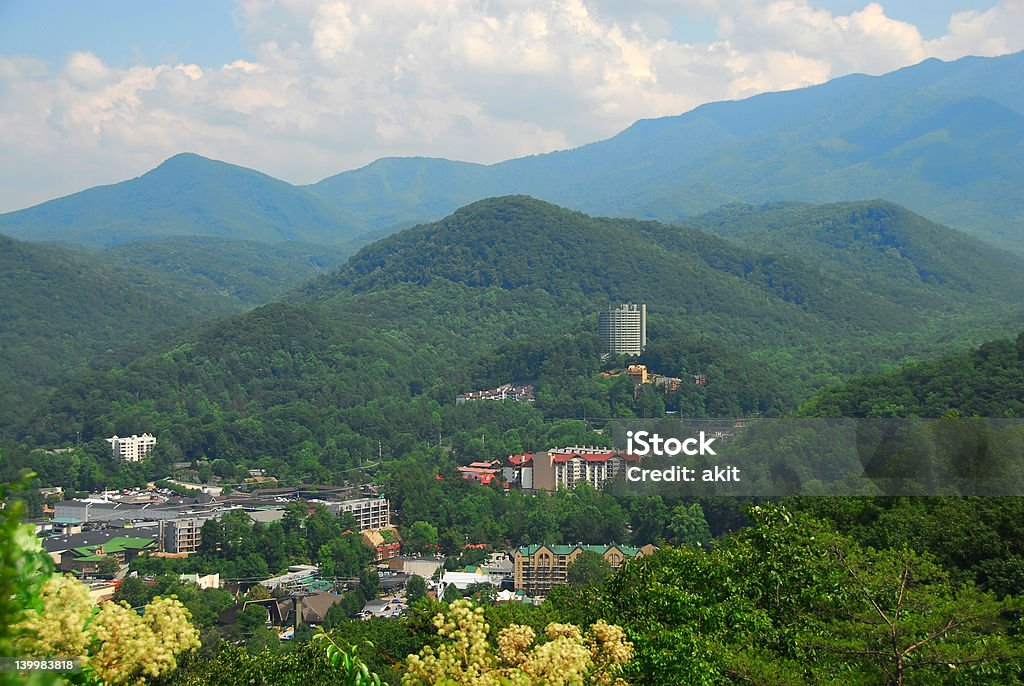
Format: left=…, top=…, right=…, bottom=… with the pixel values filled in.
left=601, top=364, right=700, bottom=395
left=35, top=481, right=660, bottom=640
left=39, top=484, right=397, bottom=577
left=456, top=383, right=536, bottom=404
left=33, top=428, right=698, bottom=638
left=382, top=544, right=657, bottom=605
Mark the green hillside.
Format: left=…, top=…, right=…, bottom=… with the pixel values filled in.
left=103, top=236, right=357, bottom=306
left=799, top=332, right=1024, bottom=418
left=321, top=196, right=1022, bottom=347
left=0, top=153, right=367, bottom=246
left=0, top=234, right=245, bottom=427
left=685, top=199, right=1024, bottom=312
left=14, top=197, right=1023, bottom=469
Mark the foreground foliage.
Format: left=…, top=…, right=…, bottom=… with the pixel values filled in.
left=575, top=505, right=1024, bottom=685
left=15, top=575, right=199, bottom=685
left=403, top=600, right=633, bottom=686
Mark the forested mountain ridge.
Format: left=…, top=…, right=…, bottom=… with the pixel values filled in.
left=316, top=196, right=1022, bottom=344
left=1, top=53, right=1021, bottom=252
left=685, top=199, right=1024, bottom=310
left=799, top=332, right=1024, bottom=418
left=12, top=196, right=1023, bottom=467
left=102, top=236, right=356, bottom=307
left=0, top=153, right=368, bottom=247
left=0, top=234, right=247, bottom=428
left=308, top=52, right=1024, bottom=251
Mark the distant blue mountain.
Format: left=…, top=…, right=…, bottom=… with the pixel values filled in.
left=308, top=52, right=1024, bottom=250
left=0, top=153, right=368, bottom=246
left=1, top=52, right=1020, bottom=250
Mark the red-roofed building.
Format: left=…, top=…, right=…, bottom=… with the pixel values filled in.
left=533, top=446, right=641, bottom=492
left=503, top=453, right=535, bottom=490
left=467, top=460, right=501, bottom=470
left=361, top=528, right=401, bottom=562
left=458, top=464, right=501, bottom=485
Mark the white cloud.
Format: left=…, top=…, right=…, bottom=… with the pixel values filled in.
left=715, top=1, right=928, bottom=74
left=0, top=0, right=1020, bottom=212
left=927, top=0, right=1024, bottom=59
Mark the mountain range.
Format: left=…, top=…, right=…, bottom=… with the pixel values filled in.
left=13, top=196, right=1024, bottom=456
left=308, top=52, right=1024, bottom=250
left=0, top=51, right=1021, bottom=251
left=0, top=153, right=369, bottom=246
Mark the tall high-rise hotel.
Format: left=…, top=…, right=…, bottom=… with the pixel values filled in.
left=598, top=303, right=647, bottom=355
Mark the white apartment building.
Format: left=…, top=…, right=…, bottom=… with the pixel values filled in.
left=160, top=516, right=218, bottom=554
left=598, top=303, right=647, bottom=355
left=330, top=497, right=391, bottom=531
left=107, top=433, right=157, bottom=462
left=534, top=446, right=640, bottom=491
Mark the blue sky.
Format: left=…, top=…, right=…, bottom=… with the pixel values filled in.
left=0, top=1, right=999, bottom=65
left=0, top=1, right=250, bottom=68
left=818, top=0, right=999, bottom=36
left=0, top=0, right=1019, bottom=211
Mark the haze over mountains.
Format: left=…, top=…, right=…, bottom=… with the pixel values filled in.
left=309, top=52, right=1024, bottom=250
left=0, top=154, right=371, bottom=246
left=0, top=52, right=1021, bottom=252
left=5, top=13, right=1024, bottom=680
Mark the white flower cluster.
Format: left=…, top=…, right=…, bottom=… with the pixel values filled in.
left=15, top=574, right=200, bottom=685
left=403, top=599, right=633, bottom=686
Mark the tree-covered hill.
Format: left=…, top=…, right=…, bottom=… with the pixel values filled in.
left=685, top=199, right=1024, bottom=312
left=0, top=234, right=248, bottom=427
left=103, top=236, right=357, bottom=307
left=13, top=196, right=1023, bottom=468
left=799, top=332, right=1024, bottom=418
left=0, top=153, right=367, bottom=247
left=316, top=195, right=1023, bottom=352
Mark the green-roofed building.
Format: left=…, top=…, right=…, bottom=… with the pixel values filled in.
left=67, top=536, right=157, bottom=573
left=513, top=543, right=658, bottom=596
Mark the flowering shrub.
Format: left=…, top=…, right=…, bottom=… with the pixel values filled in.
left=402, top=600, right=632, bottom=686
left=15, top=574, right=200, bottom=685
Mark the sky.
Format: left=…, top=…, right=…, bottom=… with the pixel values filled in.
left=0, top=0, right=1021, bottom=212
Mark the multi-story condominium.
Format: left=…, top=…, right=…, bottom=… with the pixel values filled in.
left=160, top=515, right=219, bottom=554
left=598, top=303, right=646, bottom=355
left=330, top=497, right=391, bottom=531
left=513, top=543, right=657, bottom=595
left=106, top=433, right=157, bottom=462
left=532, top=446, right=640, bottom=492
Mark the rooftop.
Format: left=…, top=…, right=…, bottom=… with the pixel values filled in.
left=548, top=449, right=640, bottom=464
left=41, top=528, right=158, bottom=554
left=516, top=543, right=647, bottom=557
